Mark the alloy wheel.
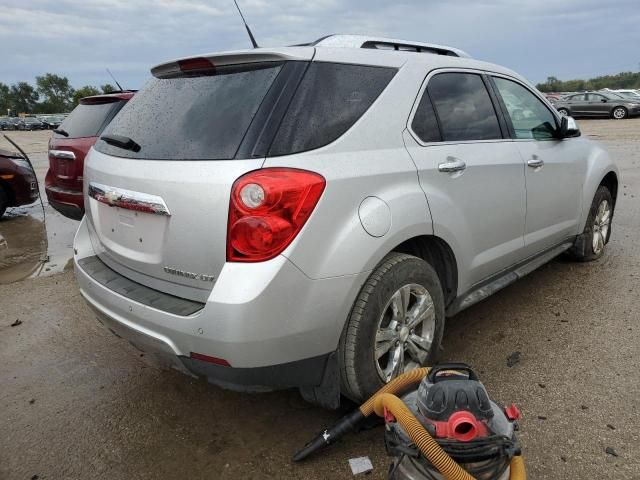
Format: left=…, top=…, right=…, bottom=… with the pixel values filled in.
left=613, top=107, right=627, bottom=120
left=592, top=199, right=611, bottom=255
left=374, top=283, right=436, bottom=382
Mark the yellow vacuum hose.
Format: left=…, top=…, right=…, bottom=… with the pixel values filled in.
left=360, top=366, right=431, bottom=416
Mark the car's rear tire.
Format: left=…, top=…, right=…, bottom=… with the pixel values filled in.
left=612, top=107, right=628, bottom=120
left=339, top=252, right=445, bottom=402
left=0, top=186, right=8, bottom=218
left=568, top=185, right=613, bottom=262
left=557, top=108, right=569, bottom=116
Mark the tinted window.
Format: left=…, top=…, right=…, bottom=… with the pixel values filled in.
left=588, top=93, right=605, bottom=101
left=492, top=77, right=557, bottom=140
left=427, top=73, right=502, bottom=141
left=569, top=94, right=585, bottom=101
left=58, top=101, right=125, bottom=138
left=269, top=62, right=396, bottom=156
left=96, top=63, right=283, bottom=160
left=411, top=91, right=441, bottom=142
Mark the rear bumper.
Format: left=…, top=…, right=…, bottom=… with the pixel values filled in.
left=45, top=181, right=84, bottom=220
left=74, top=217, right=365, bottom=390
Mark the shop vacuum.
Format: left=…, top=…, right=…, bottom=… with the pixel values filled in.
left=293, top=363, right=526, bottom=480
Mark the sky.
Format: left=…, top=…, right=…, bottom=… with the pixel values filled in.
left=2, top=0, right=639, bottom=90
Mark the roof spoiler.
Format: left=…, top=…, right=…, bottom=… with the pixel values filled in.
left=151, top=48, right=314, bottom=79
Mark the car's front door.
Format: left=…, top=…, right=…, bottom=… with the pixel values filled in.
left=564, top=94, right=587, bottom=116
left=404, top=71, right=526, bottom=293
left=490, top=76, right=586, bottom=256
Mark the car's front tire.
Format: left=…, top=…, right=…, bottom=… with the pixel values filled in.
left=557, top=108, right=570, bottom=116
left=569, top=185, right=613, bottom=262
left=612, top=106, right=628, bottom=120
left=339, top=252, right=445, bottom=402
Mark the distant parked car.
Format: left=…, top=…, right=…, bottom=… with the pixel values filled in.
left=0, top=148, right=39, bottom=218
left=16, top=117, right=45, bottom=130
left=41, top=115, right=64, bottom=130
left=554, top=91, right=640, bottom=119
left=45, top=91, right=135, bottom=220
left=543, top=93, right=564, bottom=102
left=612, top=90, right=640, bottom=100
left=5, top=118, right=21, bottom=130
left=0, top=117, right=16, bottom=130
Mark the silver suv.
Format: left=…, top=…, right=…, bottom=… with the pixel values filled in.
left=74, top=35, right=619, bottom=408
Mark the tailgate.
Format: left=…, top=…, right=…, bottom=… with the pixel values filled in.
left=85, top=149, right=262, bottom=303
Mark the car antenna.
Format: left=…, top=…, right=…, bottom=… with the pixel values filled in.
left=106, top=68, right=125, bottom=92
left=233, top=0, right=259, bottom=48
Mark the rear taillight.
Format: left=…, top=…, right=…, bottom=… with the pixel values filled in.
left=227, top=168, right=326, bottom=262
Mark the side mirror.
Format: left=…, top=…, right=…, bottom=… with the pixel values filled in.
left=601, top=98, right=608, bottom=103
left=559, top=115, right=580, bottom=138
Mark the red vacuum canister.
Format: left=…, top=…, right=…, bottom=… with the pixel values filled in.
left=385, top=364, right=521, bottom=480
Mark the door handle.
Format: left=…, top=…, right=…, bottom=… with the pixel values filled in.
left=438, top=159, right=466, bottom=173
left=527, top=158, right=544, bottom=168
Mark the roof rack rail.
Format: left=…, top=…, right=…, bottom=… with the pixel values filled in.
left=305, top=34, right=470, bottom=58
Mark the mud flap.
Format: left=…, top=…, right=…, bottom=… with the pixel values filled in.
left=569, top=231, right=588, bottom=258
left=299, top=351, right=341, bottom=409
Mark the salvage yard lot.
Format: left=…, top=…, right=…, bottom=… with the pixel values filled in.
left=1, top=119, right=639, bottom=480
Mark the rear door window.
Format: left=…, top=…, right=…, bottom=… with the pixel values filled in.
left=427, top=73, right=502, bottom=142
left=57, top=101, right=125, bottom=138
left=268, top=62, right=397, bottom=156
left=95, top=63, right=283, bottom=160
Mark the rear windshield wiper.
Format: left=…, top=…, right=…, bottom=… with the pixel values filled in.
left=101, top=134, right=141, bottom=152
left=53, top=128, right=69, bottom=137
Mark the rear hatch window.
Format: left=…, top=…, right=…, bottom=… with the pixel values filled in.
left=56, top=100, right=125, bottom=139
left=95, top=63, right=283, bottom=160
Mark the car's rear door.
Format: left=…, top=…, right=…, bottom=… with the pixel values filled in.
left=404, top=70, right=526, bottom=293
left=490, top=75, right=586, bottom=256
left=584, top=93, right=610, bottom=116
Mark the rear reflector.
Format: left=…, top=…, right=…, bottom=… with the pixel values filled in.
left=190, top=352, right=231, bottom=367
left=178, top=57, right=215, bottom=73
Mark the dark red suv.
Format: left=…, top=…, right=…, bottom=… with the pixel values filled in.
left=0, top=148, right=39, bottom=218
left=45, top=91, right=135, bottom=220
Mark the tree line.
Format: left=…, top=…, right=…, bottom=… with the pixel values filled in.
left=0, top=73, right=118, bottom=115
left=536, top=71, right=640, bottom=93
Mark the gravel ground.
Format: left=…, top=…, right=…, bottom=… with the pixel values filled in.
left=1, top=119, right=639, bottom=480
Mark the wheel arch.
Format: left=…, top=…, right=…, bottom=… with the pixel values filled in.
left=392, top=235, right=458, bottom=307
left=579, top=140, right=620, bottom=232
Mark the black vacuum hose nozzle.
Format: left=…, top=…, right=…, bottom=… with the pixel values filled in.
left=292, top=409, right=365, bottom=461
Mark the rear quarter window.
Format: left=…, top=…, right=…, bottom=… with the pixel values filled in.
left=268, top=62, right=397, bottom=156
left=57, top=101, right=125, bottom=139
